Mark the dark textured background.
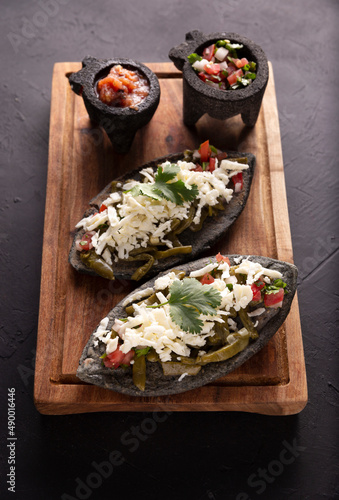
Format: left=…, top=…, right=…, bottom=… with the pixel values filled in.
left=1, top=0, right=338, bottom=499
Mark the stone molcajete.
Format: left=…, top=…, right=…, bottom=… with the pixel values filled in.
left=68, top=56, right=160, bottom=154
left=169, top=30, right=269, bottom=127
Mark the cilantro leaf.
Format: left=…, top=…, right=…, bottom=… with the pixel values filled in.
left=129, top=164, right=199, bottom=206
left=167, top=278, right=222, bottom=334
left=188, top=53, right=202, bottom=64
left=265, top=279, right=288, bottom=295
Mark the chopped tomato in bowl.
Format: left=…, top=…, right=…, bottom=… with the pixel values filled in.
left=188, top=39, right=257, bottom=91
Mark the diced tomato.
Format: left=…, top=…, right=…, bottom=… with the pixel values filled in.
left=206, top=74, right=222, bottom=84
left=251, top=284, right=262, bottom=302
left=198, top=71, right=208, bottom=82
left=75, top=231, right=95, bottom=252
left=204, top=63, right=220, bottom=75
left=99, top=203, right=107, bottom=213
left=122, top=350, right=135, bottom=365
left=203, top=44, right=215, bottom=61
left=198, top=140, right=211, bottom=162
left=209, top=157, right=216, bottom=172
left=234, top=58, right=248, bottom=69
left=200, top=273, right=215, bottom=285
left=232, top=172, right=243, bottom=192
left=103, top=346, right=135, bottom=369
left=216, top=152, right=228, bottom=161
left=227, top=73, right=238, bottom=86
left=193, top=164, right=203, bottom=172
left=216, top=253, right=230, bottom=265
left=234, top=69, right=244, bottom=78
left=264, top=288, right=284, bottom=308
left=103, top=347, right=125, bottom=368
left=254, top=277, right=266, bottom=291
left=251, top=278, right=265, bottom=302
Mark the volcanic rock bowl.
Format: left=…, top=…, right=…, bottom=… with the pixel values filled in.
left=68, top=56, right=161, bottom=154
left=169, top=30, right=269, bottom=127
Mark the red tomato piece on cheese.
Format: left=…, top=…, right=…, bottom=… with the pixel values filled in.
left=200, top=273, right=215, bottom=285
left=216, top=253, right=231, bottom=265
left=264, top=288, right=284, bottom=308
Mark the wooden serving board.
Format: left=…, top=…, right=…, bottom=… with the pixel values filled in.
left=34, top=62, right=307, bottom=415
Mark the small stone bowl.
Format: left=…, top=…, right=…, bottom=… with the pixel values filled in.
left=68, top=56, right=161, bottom=154
left=169, top=30, right=269, bottom=127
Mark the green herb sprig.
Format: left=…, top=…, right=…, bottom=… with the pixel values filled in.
left=128, top=164, right=199, bottom=206
left=264, top=279, right=288, bottom=295
left=148, top=278, right=221, bottom=334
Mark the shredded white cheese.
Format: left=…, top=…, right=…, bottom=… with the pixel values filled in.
left=235, top=258, right=282, bottom=284
left=122, top=287, right=154, bottom=307
left=75, top=158, right=245, bottom=262
left=93, top=257, right=284, bottom=362
left=220, top=159, right=249, bottom=171
left=189, top=263, right=217, bottom=278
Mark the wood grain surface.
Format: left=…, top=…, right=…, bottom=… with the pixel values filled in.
left=34, top=62, right=307, bottom=415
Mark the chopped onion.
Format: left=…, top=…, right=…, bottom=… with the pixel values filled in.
left=205, top=80, right=220, bottom=89
left=234, top=182, right=242, bottom=193
left=192, top=58, right=209, bottom=72
left=215, top=47, right=229, bottom=61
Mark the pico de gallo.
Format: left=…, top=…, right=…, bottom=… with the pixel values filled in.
left=188, top=39, right=257, bottom=90
left=97, top=65, right=149, bottom=109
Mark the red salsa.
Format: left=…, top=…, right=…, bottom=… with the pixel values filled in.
left=97, top=65, right=149, bottom=109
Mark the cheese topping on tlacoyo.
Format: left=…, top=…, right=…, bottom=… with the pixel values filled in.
left=92, top=255, right=288, bottom=390
left=74, top=141, right=250, bottom=280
